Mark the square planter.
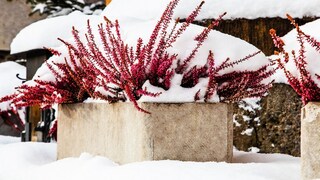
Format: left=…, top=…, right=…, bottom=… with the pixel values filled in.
left=57, top=102, right=233, bottom=164
left=301, top=102, right=320, bottom=180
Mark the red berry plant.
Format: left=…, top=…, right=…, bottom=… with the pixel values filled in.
left=0, top=0, right=274, bottom=115
left=270, top=14, right=320, bottom=105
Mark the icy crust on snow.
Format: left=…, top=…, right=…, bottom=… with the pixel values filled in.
left=102, top=0, right=320, bottom=21
left=0, top=61, right=26, bottom=111
left=271, top=19, right=320, bottom=85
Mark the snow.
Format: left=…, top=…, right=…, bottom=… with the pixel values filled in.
left=0, top=135, right=300, bottom=180
left=248, top=147, right=260, bottom=153
left=241, top=128, right=254, bottom=136
left=0, top=61, right=26, bottom=111
left=102, top=0, right=320, bottom=21
left=238, top=98, right=261, bottom=112
left=271, top=19, right=320, bottom=85
left=32, top=3, right=47, bottom=14
left=233, top=115, right=241, bottom=127
left=243, top=115, right=251, bottom=122
left=0, top=135, right=20, bottom=145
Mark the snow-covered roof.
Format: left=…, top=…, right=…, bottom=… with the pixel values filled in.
left=102, top=0, right=320, bottom=21
left=11, top=0, right=320, bottom=54
left=10, top=11, right=103, bottom=54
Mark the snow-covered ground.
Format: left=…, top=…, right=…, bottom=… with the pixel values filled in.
left=0, top=135, right=300, bottom=180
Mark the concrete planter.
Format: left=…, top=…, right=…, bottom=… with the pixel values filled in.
left=301, top=102, right=320, bottom=180
left=57, top=102, right=233, bottom=164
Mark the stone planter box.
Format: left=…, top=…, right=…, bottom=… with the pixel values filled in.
left=301, top=102, right=320, bottom=180
left=57, top=102, right=233, bottom=164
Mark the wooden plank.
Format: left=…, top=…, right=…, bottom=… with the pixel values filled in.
left=194, top=17, right=318, bottom=56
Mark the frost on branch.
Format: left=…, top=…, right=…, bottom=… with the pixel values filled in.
left=0, top=0, right=273, bottom=114
left=270, top=14, right=320, bottom=105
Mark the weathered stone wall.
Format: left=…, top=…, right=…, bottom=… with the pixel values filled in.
left=233, top=83, right=302, bottom=156
left=0, top=0, right=45, bottom=51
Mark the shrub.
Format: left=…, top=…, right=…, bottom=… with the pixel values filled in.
left=270, top=14, right=320, bottom=105
left=0, top=0, right=273, bottom=114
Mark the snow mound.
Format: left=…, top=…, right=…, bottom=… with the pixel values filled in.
left=0, top=140, right=56, bottom=179
left=0, top=136, right=300, bottom=180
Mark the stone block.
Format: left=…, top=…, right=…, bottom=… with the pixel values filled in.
left=301, top=102, right=320, bottom=180
left=57, top=102, right=233, bottom=164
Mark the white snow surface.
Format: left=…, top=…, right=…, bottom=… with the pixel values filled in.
left=271, top=19, right=320, bottom=85
left=0, top=61, right=26, bottom=111
left=102, top=0, right=320, bottom=21
left=0, top=135, right=300, bottom=180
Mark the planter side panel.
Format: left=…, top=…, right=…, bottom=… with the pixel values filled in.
left=141, top=103, right=233, bottom=162
left=57, top=103, right=150, bottom=163
left=301, top=102, right=320, bottom=180
left=58, top=103, right=233, bottom=164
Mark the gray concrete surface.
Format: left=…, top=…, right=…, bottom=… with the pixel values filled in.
left=301, top=102, right=320, bottom=180
left=57, top=102, right=233, bottom=164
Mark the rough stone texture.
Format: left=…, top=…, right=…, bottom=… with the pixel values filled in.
left=233, top=83, right=302, bottom=156
left=301, top=102, right=320, bottom=180
left=0, top=0, right=45, bottom=50
left=233, top=102, right=259, bottom=152
left=58, top=102, right=233, bottom=164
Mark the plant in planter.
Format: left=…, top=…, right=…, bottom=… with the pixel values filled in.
left=270, top=14, right=320, bottom=105
left=0, top=0, right=273, bottom=114
left=0, top=0, right=274, bottom=162
left=270, top=15, right=320, bottom=180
